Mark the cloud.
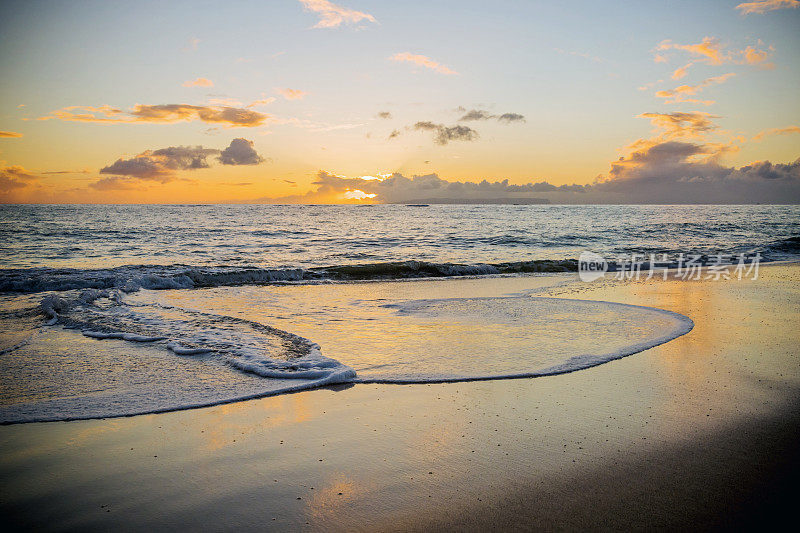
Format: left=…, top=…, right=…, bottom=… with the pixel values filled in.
left=183, top=78, right=213, bottom=87
left=39, top=104, right=270, bottom=127
left=98, top=139, right=263, bottom=183
left=41, top=169, right=90, bottom=174
left=0, top=131, right=23, bottom=138
left=130, top=105, right=268, bottom=126
left=390, top=52, right=458, bottom=75
left=459, top=109, right=494, bottom=121
left=0, top=165, right=38, bottom=193
left=655, top=37, right=773, bottom=79
left=654, top=73, right=736, bottom=105
left=89, top=177, right=144, bottom=191
left=657, top=37, right=726, bottom=66
left=257, top=171, right=586, bottom=204
left=388, top=129, right=401, bottom=139
left=376, top=111, right=392, bottom=119
left=99, top=151, right=198, bottom=182
left=497, top=113, right=526, bottom=123
left=218, top=138, right=265, bottom=165
left=637, top=111, right=719, bottom=141
left=298, top=0, right=376, bottom=28
left=736, top=0, right=800, bottom=14
left=580, top=111, right=800, bottom=203
left=413, top=122, right=479, bottom=145
left=457, top=109, right=527, bottom=123
left=343, top=189, right=377, bottom=200
left=591, top=140, right=800, bottom=203
left=296, top=153, right=799, bottom=204
left=740, top=45, right=773, bottom=66
left=276, top=88, right=308, bottom=100
left=752, top=126, right=800, bottom=141
left=248, top=97, right=277, bottom=108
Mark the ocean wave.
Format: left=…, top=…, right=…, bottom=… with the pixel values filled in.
left=0, top=260, right=580, bottom=295
left=3, top=237, right=799, bottom=296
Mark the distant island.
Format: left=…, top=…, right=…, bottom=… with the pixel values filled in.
left=395, top=197, right=550, bottom=205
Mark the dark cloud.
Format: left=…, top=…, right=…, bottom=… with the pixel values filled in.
left=413, top=121, right=438, bottom=131
left=413, top=122, right=479, bottom=145
left=100, top=145, right=219, bottom=181
left=457, top=109, right=526, bottom=123
left=259, top=171, right=585, bottom=204
left=497, top=113, right=526, bottom=123
left=41, top=170, right=90, bottom=175
left=388, top=129, right=401, bottom=139
left=459, top=109, right=494, bottom=121
left=98, top=139, right=264, bottom=184
left=376, top=111, right=392, bottom=119
left=588, top=139, right=800, bottom=203
left=218, top=138, right=265, bottom=165
left=99, top=156, right=174, bottom=182
left=151, top=146, right=219, bottom=169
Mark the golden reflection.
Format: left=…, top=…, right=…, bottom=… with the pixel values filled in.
left=198, top=392, right=314, bottom=452
left=306, top=473, right=369, bottom=519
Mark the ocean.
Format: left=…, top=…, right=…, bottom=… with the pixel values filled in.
left=1, top=204, right=798, bottom=423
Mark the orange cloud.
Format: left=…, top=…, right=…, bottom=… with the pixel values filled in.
left=657, top=37, right=726, bottom=66
left=39, top=104, right=270, bottom=127
left=655, top=37, right=773, bottom=79
left=298, top=0, right=376, bottom=28
left=740, top=45, right=775, bottom=69
left=183, top=78, right=213, bottom=87
left=736, top=0, right=800, bottom=14
left=654, top=73, right=736, bottom=105
left=752, top=126, right=800, bottom=141
left=1, top=165, right=38, bottom=194
left=631, top=112, right=722, bottom=153
left=0, top=131, right=23, bottom=138
left=276, top=88, right=308, bottom=100
left=248, top=97, right=277, bottom=107
left=390, top=52, right=458, bottom=75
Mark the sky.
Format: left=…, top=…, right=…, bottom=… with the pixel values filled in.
left=1, top=0, right=799, bottom=204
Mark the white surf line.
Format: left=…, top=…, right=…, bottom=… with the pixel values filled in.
left=354, top=296, right=694, bottom=385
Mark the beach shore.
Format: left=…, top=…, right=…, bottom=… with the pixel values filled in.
left=2, top=263, right=798, bottom=531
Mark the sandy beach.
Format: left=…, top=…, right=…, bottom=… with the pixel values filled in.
left=2, top=263, right=799, bottom=531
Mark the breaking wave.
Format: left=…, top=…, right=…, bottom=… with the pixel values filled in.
left=0, top=260, right=580, bottom=295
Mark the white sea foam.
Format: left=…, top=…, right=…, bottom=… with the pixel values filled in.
left=1, top=283, right=692, bottom=424
left=356, top=297, right=693, bottom=384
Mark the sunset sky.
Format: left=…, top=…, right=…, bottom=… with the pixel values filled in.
left=1, top=0, right=799, bottom=203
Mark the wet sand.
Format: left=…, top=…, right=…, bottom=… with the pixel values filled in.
left=2, top=264, right=799, bottom=531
